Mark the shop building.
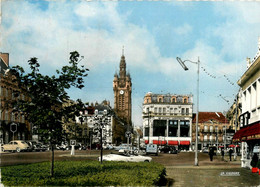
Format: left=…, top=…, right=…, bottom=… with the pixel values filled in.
left=142, top=92, right=193, bottom=150
left=234, top=38, right=260, bottom=168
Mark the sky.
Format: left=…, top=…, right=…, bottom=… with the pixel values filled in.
left=1, top=0, right=260, bottom=127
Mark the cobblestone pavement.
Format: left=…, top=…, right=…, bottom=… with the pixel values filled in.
left=152, top=152, right=260, bottom=187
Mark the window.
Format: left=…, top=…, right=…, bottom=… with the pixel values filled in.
left=5, top=110, right=8, bottom=121
left=172, top=97, right=176, bottom=103
left=168, top=120, right=178, bottom=137
left=210, top=126, right=213, bottom=132
left=158, top=108, right=162, bottom=114
left=186, top=108, right=189, bottom=115
left=204, top=135, right=207, bottom=141
left=174, top=108, right=178, bottom=114
left=154, top=107, right=157, bottom=113
left=11, top=112, right=15, bottom=121
left=153, top=120, right=166, bottom=136
left=5, top=89, right=8, bottom=97
left=163, top=108, right=166, bottom=114
left=215, top=126, right=218, bottom=133
left=181, top=108, right=185, bottom=115
left=204, top=125, right=208, bottom=132
left=183, top=98, right=188, bottom=103
left=180, top=120, right=190, bottom=137
left=145, top=127, right=149, bottom=137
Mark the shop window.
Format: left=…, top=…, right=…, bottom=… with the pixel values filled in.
left=168, top=120, right=178, bottom=137
left=153, top=120, right=166, bottom=136
left=180, top=120, right=189, bottom=137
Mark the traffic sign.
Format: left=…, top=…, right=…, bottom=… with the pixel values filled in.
left=10, top=123, right=17, bottom=133
left=125, top=131, right=131, bottom=138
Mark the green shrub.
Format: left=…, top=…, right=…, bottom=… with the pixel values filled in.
left=1, top=160, right=166, bottom=186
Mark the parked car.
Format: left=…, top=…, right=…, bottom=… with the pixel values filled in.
left=1, top=140, right=30, bottom=152
left=114, top=143, right=128, bottom=151
left=202, top=147, right=209, bottom=153
left=34, top=142, right=48, bottom=152
left=99, top=154, right=152, bottom=162
left=160, top=146, right=178, bottom=154
left=146, top=144, right=158, bottom=155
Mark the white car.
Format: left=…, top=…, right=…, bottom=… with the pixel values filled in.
left=98, top=154, right=152, bottom=162
left=1, top=140, right=30, bottom=152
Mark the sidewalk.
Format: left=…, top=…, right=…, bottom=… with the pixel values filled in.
left=165, top=157, right=260, bottom=187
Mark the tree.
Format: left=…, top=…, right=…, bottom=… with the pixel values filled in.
left=9, top=51, right=89, bottom=177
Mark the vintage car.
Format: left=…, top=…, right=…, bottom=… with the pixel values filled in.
left=1, top=140, right=30, bottom=152
left=98, top=154, right=152, bottom=162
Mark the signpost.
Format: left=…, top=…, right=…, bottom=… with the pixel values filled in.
left=10, top=123, right=17, bottom=145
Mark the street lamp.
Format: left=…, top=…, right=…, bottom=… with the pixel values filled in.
left=176, top=57, right=200, bottom=166
left=94, top=109, right=110, bottom=164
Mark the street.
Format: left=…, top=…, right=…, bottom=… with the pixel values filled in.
left=1, top=150, right=259, bottom=186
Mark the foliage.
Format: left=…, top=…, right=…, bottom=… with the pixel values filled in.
left=9, top=51, right=88, bottom=145
left=7, top=51, right=89, bottom=177
left=256, top=160, right=260, bottom=169
left=1, top=160, right=166, bottom=186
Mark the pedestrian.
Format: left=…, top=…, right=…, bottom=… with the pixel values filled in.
left=229, top=148, right=233, bottom=161
left=221, top=149, right=225, bottom=161
left=209, top=147, right=214, bottom=161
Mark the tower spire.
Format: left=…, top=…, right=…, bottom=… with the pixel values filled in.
left=122, top=46, right=124, bottom=56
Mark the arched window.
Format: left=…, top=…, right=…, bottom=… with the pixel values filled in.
left=210, top=125, right=213, bottom=132
left=204, top=125, right=208, bottom=132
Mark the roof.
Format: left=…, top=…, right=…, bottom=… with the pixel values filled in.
left=192, top=112, right=229, bottom=123
left=0, top=57, right=8, bottom=75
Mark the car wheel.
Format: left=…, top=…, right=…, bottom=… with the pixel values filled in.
left=1, top=147, right=4, bottom=152
left=16, top=147, right=21, bottom=153
left=144, top=160, right=149, bottom=162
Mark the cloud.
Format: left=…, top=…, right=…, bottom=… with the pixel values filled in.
left=173, top=23, right=192, bottom=36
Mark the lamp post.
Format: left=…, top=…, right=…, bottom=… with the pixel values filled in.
left=148, top=107, right=150, bottom=144
left=177, top=57, right=200, bottom=166
left=94, top=109, right=109, bottom=164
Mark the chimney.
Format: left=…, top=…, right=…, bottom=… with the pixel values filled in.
left=0, top=53, right=9, bottom=67
left=246, top=57, right=251, bottom=68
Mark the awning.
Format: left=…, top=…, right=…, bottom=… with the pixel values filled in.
left=228, top=144, right=240, bottom=148
left=233, top=122, right=260, bottom=142
left=180, top=141, right=190, bottom=145
left=168, top=140, right=179, bottom=145
left=153, top=140, right=167, bottom=145
left=145, top=140, right=149, bottom=144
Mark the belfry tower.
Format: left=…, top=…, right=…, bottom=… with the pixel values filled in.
left=113, top=48, right=132, bottom=143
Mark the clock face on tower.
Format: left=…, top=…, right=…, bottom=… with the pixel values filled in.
left=120, top=90, right=124, bottom=95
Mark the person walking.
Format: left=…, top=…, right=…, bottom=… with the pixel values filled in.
left=221, top=149, right=225, bottom=161
left=229, top=148, right=233, bottom=161
left=209, top=147, right=214, bottom=161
